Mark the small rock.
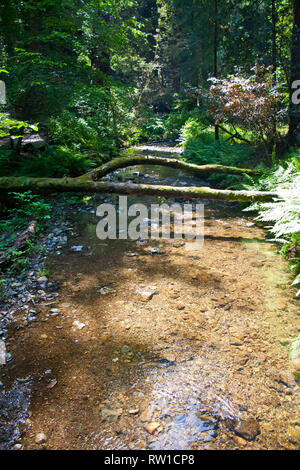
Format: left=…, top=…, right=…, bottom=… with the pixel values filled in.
left=234, top=416, right=260, bottom=441
left=136, top=289, right=157, bottom=302
left=13, top=444, right=23, bottom=450
left=70, top=246, right=83, bottom=252
left=144, top=422, right=161, bottom=435
left=50, top=308, right=59, bottom=313
left=150, top=247, right=163, bottom=255
left=140, top=409, right=152, bottom=422
left=37, top=276, right=48, bottom=284
left=46, top=379, right=57, bottom=389
left=96, top=286, right=116, bottom=295
left=100, top=408, right=122, bottom=422
left=35, top=432, right=47, bottom=444
left=11, top=282, right=22, bottom=288
left=5, top=352, right=12, bottom=362
left=73, top=320, right=86, bottom=330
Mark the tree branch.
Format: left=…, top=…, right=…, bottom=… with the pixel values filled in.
left=82, top=154, right=261, bottom=181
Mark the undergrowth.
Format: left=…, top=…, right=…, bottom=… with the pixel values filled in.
left=0, top=191, right=51, bottom=275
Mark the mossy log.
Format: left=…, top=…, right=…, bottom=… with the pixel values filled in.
left=0, top=176, right=276, bottom=202
left=83, top=155, right=263, bottom=181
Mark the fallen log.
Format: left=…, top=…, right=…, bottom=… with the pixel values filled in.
left=0, top=177, right=277, bottom=202
left=83, top=155, right=262, bottom=181
left=0, top=220, right=37, bottom=266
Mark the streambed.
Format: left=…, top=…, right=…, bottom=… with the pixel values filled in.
left=0, top=144, right=299, bottom=450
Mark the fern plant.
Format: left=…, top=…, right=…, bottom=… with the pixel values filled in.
left=245, top=154, right=300, bottom=294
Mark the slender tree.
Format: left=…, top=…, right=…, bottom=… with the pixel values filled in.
left=288, top=0, right=300, bottom=145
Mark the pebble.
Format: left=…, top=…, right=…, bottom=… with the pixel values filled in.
left=73, top=320, right=86, bottom=330
left=136, top=289, right=157, bottom=302
left=150, top=247, right=163, bottom=255
left=100, top=408, right=122, bottom=422
left=37, top=276, right=48, bottom=284
left=96, top=286, right=116, bottom=295
left=50, top=308, right=60, bottom=315
left=70, top=246, right=83, bottom=252
left=140, top=409, right=152, bottom=422
left=35, top=432, right=47, bottom=444
left=13, top=444, right=23, bottom=450
left=144, top=422, right=161, bottom=435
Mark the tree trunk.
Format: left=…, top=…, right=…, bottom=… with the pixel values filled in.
left=272, top=0, right=277, bottom=81
left=0, top=177, right=276, bottom=203
left=288, top=0, right=300, bottom=145
left=214, top=0, right=219, bottom=141
left=83, top=155, right=262, bottom=181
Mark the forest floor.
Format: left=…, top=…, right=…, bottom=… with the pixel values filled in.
left=0, top=144, right=300, bottom=450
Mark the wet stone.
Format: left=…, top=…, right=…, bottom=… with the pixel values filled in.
left=100, top=408, right=122, bottom=422
left=234, top=416, right=260, bottom=441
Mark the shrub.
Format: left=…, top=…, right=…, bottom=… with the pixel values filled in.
left=180, top=119, right=254, bottom=187
left=48, top=110, right=102, bottom=152
left=208, top=64, right=286, bottom=149
left=0, top=145, right=94, bottom=178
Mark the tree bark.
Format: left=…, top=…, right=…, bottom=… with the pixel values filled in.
left=83, top=155, right=262, bottom=181
left=0, top=177, right=276, bottom=202
left=272, top=0, right=277, bottom=81
left=288, top=0, right=300, bottom=145
left=214, top=0, right=219, bottom=141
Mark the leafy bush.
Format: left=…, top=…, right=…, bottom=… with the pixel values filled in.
left=0, top=191, right=51, bottom=274
left=7, top=191, right=51, bottom=228
left=0, top=113, right=38, bottom=139
left=0, top=145, right=93, bottom=178
left=48, top=110, right=102, bottom=152
left=141, top=115, right=166, bottom=141
left=208, top=65, right=286, bottom=149
left=181, top=119, right=254, bottom=187
left=137, top=106, right=207, bottom=142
